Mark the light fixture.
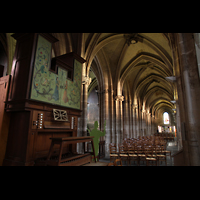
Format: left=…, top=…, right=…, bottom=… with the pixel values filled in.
left=130, top=38, right=138, bottom=44
left=170, top=100, right=176, bottom=104
left=172, top=108, right=176, bottom=114
left=124, top=33, right=139, bottom=46
left=165, top=76, right=176, bottom=82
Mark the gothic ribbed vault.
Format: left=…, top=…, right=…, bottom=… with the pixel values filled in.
left=84, top=33, right=175, bottom=122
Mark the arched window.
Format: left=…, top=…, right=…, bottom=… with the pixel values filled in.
left=163, top=112, right=169, bottom=124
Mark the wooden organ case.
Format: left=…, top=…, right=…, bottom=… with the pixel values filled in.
left=3, top=33, right=86, bottom=166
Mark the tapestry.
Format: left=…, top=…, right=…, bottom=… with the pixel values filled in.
left=30, top=35, right=82, bottom=110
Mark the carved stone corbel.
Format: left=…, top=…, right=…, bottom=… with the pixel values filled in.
left=82, top=76, right=91, bottom=86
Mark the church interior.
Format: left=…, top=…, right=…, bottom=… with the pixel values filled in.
left=0, top=33, right=200, bottom=166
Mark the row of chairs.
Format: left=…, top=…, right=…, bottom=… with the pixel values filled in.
left=109, top=143, right=170, bottom=166
left=123, top=136, right=168, bottom=148
left=154, top=133, right=174, bottom=141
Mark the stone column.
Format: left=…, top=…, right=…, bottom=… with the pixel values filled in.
left=132, top=104, right=137, bottom=138
left=149, top=114, right=152, bottom=136
left=138, top=106, right=142, bottom=136
left=110, top=90, right=115, bottom=143
left=82, top=75, right=91, bottom=136
left=115, top=95, right=124, bottom=148
left=129, top=102, right=134, bottom=138
left=135, top=106, right=139, bottom=138
left=178, top=33, right=200, bottom=165
left=128, top=100, right=133, bottom=138
left=151, top=114, right=155, bottom=135
left=175, top=102, right=183, bottom=150
left=151, top=115, right=153, bottom=135
left=103, top=89, right=111, bottom=158
left=142, top=110, right=146, bottom=136
left=123, top=99, right=129, bottom=138
left=120, top=99, right=124, bottom=142
left=77, top=75, right=91, bottom=153
left=98, top=89, right=103, bottom=133
left=146, top=112, right=151, bottom=136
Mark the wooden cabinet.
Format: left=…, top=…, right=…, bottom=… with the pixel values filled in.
left=4, top=101, right=81, bottom=166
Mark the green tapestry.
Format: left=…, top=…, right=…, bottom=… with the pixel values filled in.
left=30, top=35, right=82, bottom=110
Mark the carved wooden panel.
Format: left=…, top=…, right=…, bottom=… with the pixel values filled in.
left=53, top=109, right=68, bottom=121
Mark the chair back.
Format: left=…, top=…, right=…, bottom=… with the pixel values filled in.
left=118, top=144, right=128, bottom=154
left=109, top=143, right=117, bottom=154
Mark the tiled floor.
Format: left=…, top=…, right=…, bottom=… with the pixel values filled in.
left=99, top=139, right=179, bottom=166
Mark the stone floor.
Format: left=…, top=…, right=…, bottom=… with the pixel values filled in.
left=87, top=139, right=179, bottom=166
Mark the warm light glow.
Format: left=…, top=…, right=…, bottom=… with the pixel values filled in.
left=163, top=112, right=169, bottom=124
left=158, top=126, right=162, bottom=133
left=174, top=126, right=176, bottom=137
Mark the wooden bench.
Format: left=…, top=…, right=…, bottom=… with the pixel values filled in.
left=35, top=136, right=96, bottom=166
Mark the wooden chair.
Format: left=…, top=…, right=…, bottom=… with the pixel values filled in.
left=169, top=133, right=174, bottom=141
left=128, top=145, right=139, bottom=166
left=155, top=145, right=167, bottom=166
left=137, top=145, right=146, bottom=165
left=114, top=158, right=123, bottom=166
left=107, top=162, right=114, bottom=166
left=155, top=140, right=160, bottom=147
left=144, top=145, right=157, bottom=166
left=109, top=143, right=118, bottom=162
left=150, top=135, right=155, bottom=140
left=118, top=144, right=129, bottom=165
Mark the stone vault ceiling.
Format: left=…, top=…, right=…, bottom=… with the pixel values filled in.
left=51, top=33, right=175, bottom=116
left=88, top=33, right=174, bottom=116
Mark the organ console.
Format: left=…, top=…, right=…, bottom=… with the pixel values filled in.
left=3, top=33, right=90, bottom=166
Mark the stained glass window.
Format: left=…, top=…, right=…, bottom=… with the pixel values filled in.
left=163, top=112, right=169, bottom=124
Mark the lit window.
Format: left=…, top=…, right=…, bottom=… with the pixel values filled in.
left=163, top=112, right=169, bottom=124
left=158, top=126, right=162, bottom=133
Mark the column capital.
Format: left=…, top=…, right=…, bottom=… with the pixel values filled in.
left=132, top=104, right=138, bottom=109
left=115, top=95, right=124, bottom=102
